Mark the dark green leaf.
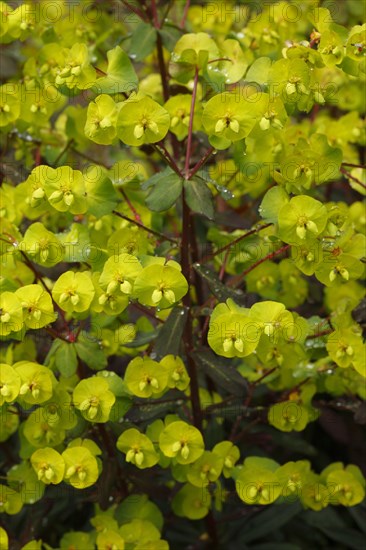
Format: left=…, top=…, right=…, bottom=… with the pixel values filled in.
left=130, top=22, right=157, bottom=62
left=196, top=172, right=234, bottom=201
left=348, top=504, right=366, bottom=534
left=193, top=263, right=248, bottom=306
left=45, top=339, right=78, bottom=377
left=192, top=349, right=248, bottom=396
left=127, top=401, right=180, bottom=423
left=184, top=177, right=214, bottom=219
left=241, top=503, right=302, bottom=543
left=146, top=173, right=183, bottom=212
left=269, top=430, right=317, bottom=456
left=250, top=545, right=301, bottom=550
left=110, top=397, right=132, bottom=422
left=159, top=24, right=184, bottom=51
left=310, top=526, right=365, bottom=550
left=75, top=335, right=107, bottom=371
left=153, top=307, right=188, bottom=360
left=141, top=167, right=174, bottom=190
left=304, top=505, right=347, bottom=529
left=352, top=297, right=366, bottom=326
left=43, top=338, right=62, bottom=366
left=123, top=330, right=158, bottom=348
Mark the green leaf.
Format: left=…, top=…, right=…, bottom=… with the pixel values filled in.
left=96, top=46, right=138, bottom=94
left=153, top=307, right=188, bottom=360
left=130, top=22, right=157, bottom=62
left=146, top=173, right=183, bottom=212
left=192, top=349, right=248, bottom=396
left=56, top=342, right=77, bottom=378
left=75, top=335, right=107, bottom=371
left=45, top=339, right=77, bottom=378
left=184, top=178, right=214, bottom=219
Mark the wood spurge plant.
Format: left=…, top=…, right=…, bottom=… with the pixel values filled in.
left=0, top=1, right=365, bottom=548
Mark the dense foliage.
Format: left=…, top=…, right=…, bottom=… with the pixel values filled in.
left=0, top=1, right=365, bottom=548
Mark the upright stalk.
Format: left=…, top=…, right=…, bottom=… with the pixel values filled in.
left=181, top=65, right=202, bottom=431
left=184, top=66, right=199, bottom=178
left=180, top=0, right=191, bottom=29
left=172, top=56, right=219, bottom=548
left=181, top=191, right=202, bottom=428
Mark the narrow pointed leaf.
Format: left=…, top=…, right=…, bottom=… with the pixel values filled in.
left=192, top=349, right=248, bottom=396
left=153, top=307, right=188, bottom=359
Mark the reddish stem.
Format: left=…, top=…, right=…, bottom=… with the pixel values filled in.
left=184, top=66, right=199, bottom=178
left=112, top=210, right=178, bottom=244
left=52, top=139, right=74, bottom=167
left=119, top=187, right=142, bottom=223
left=207, top=57, right=232, bottom=64
left=342, top=162, right=366, bottom=168
left=151, top=0, right=160, bottom=28
left=228, top=244, right=291, bottom=287
left=340, top=167, right=366, bottom=190
left=218, top=250, right=230, bottom=281
left=156, top=32, right=169, bottom=101
left=120, top=0, right=147, bottom=22
left=307, top=329, right=334, bottom=339
left=153, top=142, right=182, bottom=176
left=188, top=146, right=215, bottom=179
left=34, top=145, right=41, bottom=167
left=180, top=0, right=190, bottom=29
left=200, top=223, right=273, bottom=263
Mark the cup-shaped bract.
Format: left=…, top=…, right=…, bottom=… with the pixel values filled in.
left=124, top=357, right=168, bottom=398
left=133, top=264, right=188, bottom=309
left=15, top=284, right=56, bottom=329
left=117, top=428, right=159, bottom=469
left=0, top=363, right=21, bottom=405
left=15, top=361, right=55, bottom=405
left=62, top=446, right=99, bottom=489
left=117, top=95, right=170, bottom=147
left=31, top=447, right=65, bottom=485
left=159, top=421, right=204, bottom=465
left=52, top=271, right=95, bottom=313
left=278, top=195, right=328, bottom=244
left=73, top=377, right=116, bottom=423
